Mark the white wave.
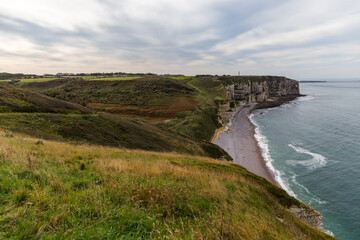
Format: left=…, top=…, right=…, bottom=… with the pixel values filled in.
left=290, top=173, right=327, bottom=205
left=287, top=144, right=327, bottom=170
left=250, top=114, right=297, bottom=197
left=251, top=102, right=334, bottom=236
left=322, top=224, right=335, bottom=237
left=278, top=104, right=293, bottom=110
left=295, top=95, right=315, bottom=102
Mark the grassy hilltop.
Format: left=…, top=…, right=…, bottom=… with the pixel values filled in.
left=0, top=81, right=228, bottom=159
left=0, top=75, right=335, bottom=239
left=18, top=76, right=229, bottom=141
left=0, top=133, right=333, bottom=239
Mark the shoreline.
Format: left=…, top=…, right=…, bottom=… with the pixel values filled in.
left=213, top=95, right=300, bottom=186
left=213, top=103, right=278, bottom=185
left=248, top=105, right=279, bottom=186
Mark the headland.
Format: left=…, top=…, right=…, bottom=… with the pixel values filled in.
left=213, top=76, right=300, bottom=185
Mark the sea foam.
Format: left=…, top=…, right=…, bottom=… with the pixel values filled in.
left=290, top=172, right=327, bottom=205
left=296, top=95, right=315, bottom=102
left=287, top=144, right=327, bottom=170
left=250, top=114, right=297, bottom=197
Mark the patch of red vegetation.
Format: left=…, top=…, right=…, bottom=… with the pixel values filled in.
left=87, top=97, right=198, bottom=118
left=23, top=79, right=71, bottom=89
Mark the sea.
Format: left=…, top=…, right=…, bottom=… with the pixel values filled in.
left=250, top=81, right=360, bottom=240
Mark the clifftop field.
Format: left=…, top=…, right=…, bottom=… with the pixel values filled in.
left=0, top=132, right=333, bottom=239
left=0, top=74, right=334, bottom=239
left=0, top=80, right=229, bottom=159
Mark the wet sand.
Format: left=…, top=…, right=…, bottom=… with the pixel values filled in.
left=213, top=104, right=278, bottom=185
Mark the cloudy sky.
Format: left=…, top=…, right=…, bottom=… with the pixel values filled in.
left=0, top=0, right=359, bottom=79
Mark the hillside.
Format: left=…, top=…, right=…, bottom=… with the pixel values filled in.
left=19, top=77, right=222, bottom=141
left=0, top=83, right=91, bottom=114
left=0, top=132, right=334, bottom=239
left=18, top=75, right=300, bottom=142
left=1, top=76, right=301, bottom=156
left=0, top=82, right=228, bottom=159
left=0, top=75, right=335, bottom=239
left=20, top=77, right=197, bottom=117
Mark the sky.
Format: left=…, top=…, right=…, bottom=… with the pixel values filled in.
left=0, top=0, right=360, bottom=79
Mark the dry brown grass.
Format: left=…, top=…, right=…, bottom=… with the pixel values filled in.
left=0, top=130, right=334, bottom=239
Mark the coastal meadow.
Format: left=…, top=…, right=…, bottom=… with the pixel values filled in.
left=0, top=131, right=333, bottom=239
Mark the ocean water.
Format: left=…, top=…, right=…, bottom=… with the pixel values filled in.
left=250, top=81, right=360, bottom=239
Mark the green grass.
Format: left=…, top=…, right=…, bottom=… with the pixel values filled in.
left=4, top=98, right=28, bottom=106
left=21, top=77, right=195, bottom=107
left=0, top=83, right=91, bottom=114
left=0, top=133, right=334, bottom=239
left=0, top=82, right=229, bottom=159
left=16, top=78, right=60, bottom=83
left=0, top=76, right=333, bottom=239
left=159, top=76, right=228, bottom=141
left=187, top=76, right=227, bottom=101
left=17, top=75, right=295, bottom=144
left=3, top=76, right=141, bottom=83
left=0, top=111, right=229, bottom=160
left=3, top=78, right=62, bottom=86
left=18, top=76, right=226, bottom=141
left=14, top=78, right=61, bottom=87
left=163, top=105, right=221, bottom=141
left=167, top=76, right=193, bottom=80
left=5, top=76, right=141, bottom=84
left=82, top=76, right=141, bottom=81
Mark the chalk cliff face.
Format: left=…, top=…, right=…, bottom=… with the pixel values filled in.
left=225, top=76, right=300, bottom=106
left=217, top=77, right=324, bottom=229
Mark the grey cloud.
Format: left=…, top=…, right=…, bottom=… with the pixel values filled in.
left=0, top=0, right=359, bottom=78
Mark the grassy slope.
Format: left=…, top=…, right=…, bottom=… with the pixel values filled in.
left=15, top=78, right=60, bottom=83
left=11, top=75, right=299, bottom=152
left=20, top=76, right=228, bottom=141
left=0, top=83, right=92, bottom=114
left=20, top=77, right=195, bottom=105
left=1, top=76, right=144, bottom=87
left=0, top=133, right=334, bottom=240
left=0, top=82, right=228, bottom=159
left=165, top=75, right=298, bottom=141
left=160, top=76, right=228, bottom=141
left=82, top=76, right=141, bottom=81
left=0, top=112, right=226, bottom=158
left=18, top=75, right=297, bottom=143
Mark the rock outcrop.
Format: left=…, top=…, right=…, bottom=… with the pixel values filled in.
left=216, top=76, right=324, bottom=230
left=290, top=206, right=323, bottom=229
left=225, top=76, right=300, bottom=107
left=216, top=76, right=300, bottom=127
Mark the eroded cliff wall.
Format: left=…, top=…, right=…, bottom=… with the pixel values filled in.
left=225, top=76, right=300, bottom=107
left=216, top=77, right=325, bottom=230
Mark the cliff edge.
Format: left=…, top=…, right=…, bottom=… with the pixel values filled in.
left=217, top=76, right=300, bottom=126
left=213, top=76, right=324, bottom=230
